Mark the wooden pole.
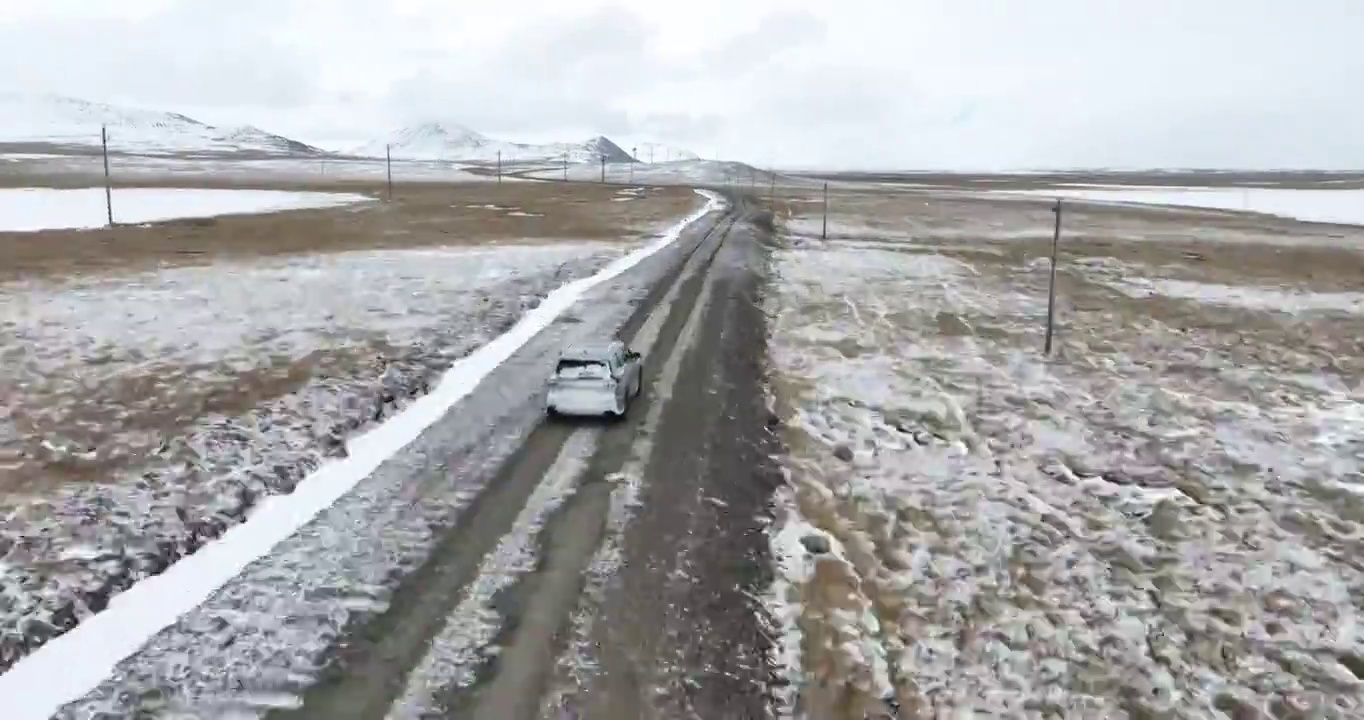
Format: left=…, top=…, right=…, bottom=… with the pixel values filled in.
left=599, top=154, right=606, bottom=183
left=629, top=147, right=636, bottom=183
left=101, top=125, right=113, bottom=226
left=563, top=152, right=568, bottom=181
left=385, top=144, right=393, bottom=201
left=496, top=150, right=502, bottom=184
left=1044, top=199, right=1063, bottom=356
left=821, top=182, right=829, bottom=239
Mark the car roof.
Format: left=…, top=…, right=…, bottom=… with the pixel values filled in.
left=559, top=341, right=621, bottom=361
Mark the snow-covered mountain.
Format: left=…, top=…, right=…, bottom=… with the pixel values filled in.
left=352, top=122, right=637, bottom=164
left=0, top=93, right=322, bottom=155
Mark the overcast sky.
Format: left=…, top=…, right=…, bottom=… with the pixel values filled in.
left=2, top=0, right=1362, bottom=169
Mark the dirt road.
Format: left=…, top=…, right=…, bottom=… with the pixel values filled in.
left=54, top=190, right=783, bottom=719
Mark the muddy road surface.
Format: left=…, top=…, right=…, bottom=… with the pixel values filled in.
left=55, top=190, right=783, bottom=719
left=277, top=193, right=783, bottom=720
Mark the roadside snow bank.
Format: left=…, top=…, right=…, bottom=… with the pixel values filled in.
left=0, top=187, right=370, bottom=231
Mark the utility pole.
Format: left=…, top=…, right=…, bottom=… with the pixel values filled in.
left=629, top=147, right=636, bottom=183
left=600, top=154, right=606, bottom=183
left=101, top=125, right=113, bottom=226
left=563, top=152, right=569, bottom=181
left=821, top=182, right=829, bottom=239
left=1044, top=199, right=1063, bottom=356
left=385, top=144, right=393, bottom=201
left=496, top=150, right=502, bottom=184
left=769, top=169, right=775, bottom=203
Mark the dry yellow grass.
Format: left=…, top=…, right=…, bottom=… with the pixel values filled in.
left=0, top=179, right=700, bottom=279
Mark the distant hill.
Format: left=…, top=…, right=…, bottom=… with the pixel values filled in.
left=0, top=93, right=323, bottom=155
left=352, top=122, right=639, bottom=164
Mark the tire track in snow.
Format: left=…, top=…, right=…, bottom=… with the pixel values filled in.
left=445, top=209, right=743, bottom=720
left=537, top=211, right=747, bottom=720
left=380, top=428, right=598, bottom=719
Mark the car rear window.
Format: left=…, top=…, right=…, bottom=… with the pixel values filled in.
left=555, top=359, right=611, bottom=379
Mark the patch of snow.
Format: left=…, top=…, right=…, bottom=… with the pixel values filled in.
left=0, top=189, right=723, bottom=720
left=0, top=187, right=370, bottom=232
left=1003, top=185, right=1364, bottom=226
left=0, top=153, right=495, bottom=184
left=1111, top=277, right=1364, bottom=315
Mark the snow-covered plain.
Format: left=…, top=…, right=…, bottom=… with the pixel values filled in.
left=0, top=190, right=720, bottom=718
left=524, top=158, right=814, bottom=189
left=0, top=187, right=371, bottom=231
left=1006, top=185, right=1364, bottom=226
left=0, top=152, right=496, bottom=184
left=764, top=216, right=1364, bottom=716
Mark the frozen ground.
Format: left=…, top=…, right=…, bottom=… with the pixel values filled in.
left=0, top=240, right=639, bottom=680
left=0, top=187, right=371, bottom=231
left=1003, top=185, right=1364, bottom=227
left=764, top=191, right=1364, bottom=717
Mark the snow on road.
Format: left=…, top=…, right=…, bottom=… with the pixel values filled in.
left=0, top=189, right=721, bottom=720
left=764, top=224, right=1364, bottom=716
left=0, top=187, right=370, bottom=231
left=1004, top=185, right=1364, bottom=226
left=384, top=429, right=599, bottom=719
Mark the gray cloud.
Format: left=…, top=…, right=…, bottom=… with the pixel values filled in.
left=382, top=5, right=662, bottom=136
left=0, top=2, right=320, bottom=109
left=4, top=0, right=1364, bottom=168
left=698, top=10, right=827, bottom=74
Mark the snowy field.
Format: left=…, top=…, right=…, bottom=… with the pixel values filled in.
left=0, top=241, right=634, bottom=677
left=764, top=192, right=1364, bottom=717
left=790, top=185, right=1364, bottom=251
left=0, top=187, right=371, bottom=231
left=0, top=152, right=496, bottom=184
left=1003, top=185, right=1364, bottom=227
left=523, top=158, right=816, bottom=189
